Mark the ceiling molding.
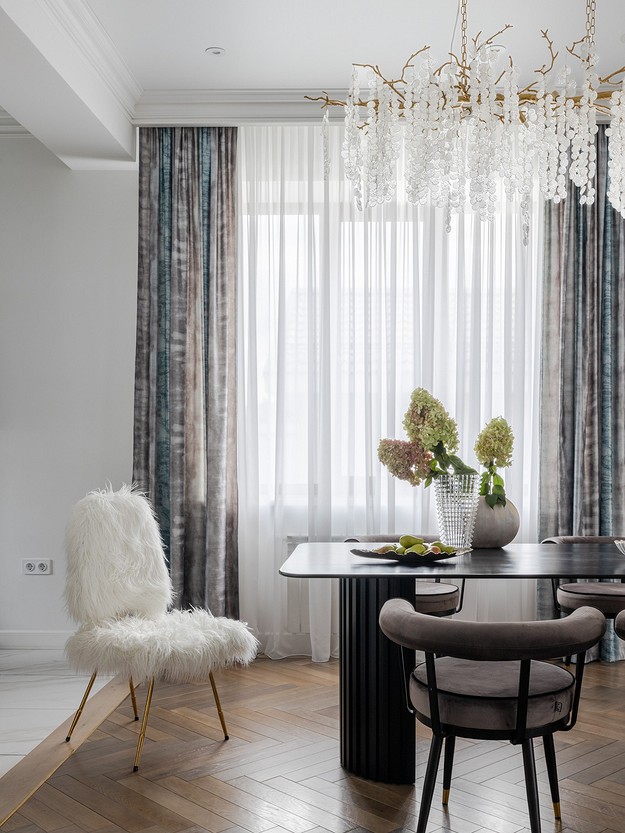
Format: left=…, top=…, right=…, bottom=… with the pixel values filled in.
left=40, top=0, right=142, bottom=120
left=133, top=89, right=348, bottom=125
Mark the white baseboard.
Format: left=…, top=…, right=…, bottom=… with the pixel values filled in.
left=0, top=631, right=71, bottom=650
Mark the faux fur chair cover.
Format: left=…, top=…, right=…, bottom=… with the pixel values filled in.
left=64, top=485, right=258, bottom=682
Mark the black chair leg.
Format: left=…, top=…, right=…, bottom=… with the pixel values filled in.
left=442, top=735, right=455, bottom=805
left=543, top=734, right=561, bottom=819
left=521, top=738, right=542, bottom=833
left=416, top=734, right=444, bottom=833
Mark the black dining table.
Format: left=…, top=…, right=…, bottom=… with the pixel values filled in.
left=279, top=541, right=625, bottom=785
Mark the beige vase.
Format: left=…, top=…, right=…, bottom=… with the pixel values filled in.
left=471, top=496, right=520, bottom=548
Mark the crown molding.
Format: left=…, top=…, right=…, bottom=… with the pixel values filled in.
left=133, top=89, right=349, bottom=125
left=39, top=0, right=142, bottom=120
left=0, top=107, right=30, bottom=136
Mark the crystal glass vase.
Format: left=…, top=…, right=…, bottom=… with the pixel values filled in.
left=433, top=473, right=480, bottom=549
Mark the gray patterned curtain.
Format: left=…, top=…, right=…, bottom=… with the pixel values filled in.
left=539, top=124, right=625, bottom=659
left=133, top=127, right=239, bottom=618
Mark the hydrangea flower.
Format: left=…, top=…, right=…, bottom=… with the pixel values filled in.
left=474, top=417, right=514, bottom=507
left=377, top=438, right=433, bottom=486
left=403, top=388, right=459, bottom=453
left=378, top=388, right=475, bottom=487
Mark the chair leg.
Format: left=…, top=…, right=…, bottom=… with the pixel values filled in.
left=442, top=735, right=455, bottom=805
left=416, top=734, right=444, bottom=833
left=129, top=677, right=139, bottom=721
left=65, top=670, right=97, bottom=742
left=133, top=676, right=155, bottom=772
left=543, top=733, right=561, bottom=819
left=521, top=738, right=542, bottom=833
left=209, top=670, right=229, bottom=740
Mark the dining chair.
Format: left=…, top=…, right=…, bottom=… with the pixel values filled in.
left=379, top=599, right=606, bottom=833
left=541, top=536, right=625, bottom=619
left=345, top=535, right=465, bottom=616
left=64, top=484, right=259, bottom=771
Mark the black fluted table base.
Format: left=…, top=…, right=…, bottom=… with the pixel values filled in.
left=339, top=576, right=416, bottom=784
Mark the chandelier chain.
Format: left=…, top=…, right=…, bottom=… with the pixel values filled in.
left=460, top=0, right=468, bottom=68
left=586, top=0, right=596, bottom=47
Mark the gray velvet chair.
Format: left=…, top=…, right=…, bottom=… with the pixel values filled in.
left=345, top=535, right=464, bottom=616
left=541, top=536, right=625, bottom=617
left=379, top=599, right=606, bottom=833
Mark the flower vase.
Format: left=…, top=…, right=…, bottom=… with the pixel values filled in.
left=471, top=496, right=520, bottom=548
left=433, top=473, right=480, bottom=549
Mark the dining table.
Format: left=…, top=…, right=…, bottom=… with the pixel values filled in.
left=279, top=541, right=625, bottom=785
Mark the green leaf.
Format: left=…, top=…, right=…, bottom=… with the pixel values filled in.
left=493, top=474, right=505, bottom=487
left=448, top=454, right=478, bottom=475
left=485, top=493, right=499, bottom=507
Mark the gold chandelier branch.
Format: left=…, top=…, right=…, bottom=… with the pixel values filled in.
left=534, top=31, right=558, bottom=76
left=352, top=62, right=408, bottom=101
left=598, top=66, right=625, bottom=86
left=566, top=37, right=590, bottom=62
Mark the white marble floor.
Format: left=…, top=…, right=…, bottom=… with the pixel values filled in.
left=0, top=648, right=111, bottom=778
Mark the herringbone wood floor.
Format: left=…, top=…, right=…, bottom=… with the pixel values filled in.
left=2, top=656, right=625, bottom=833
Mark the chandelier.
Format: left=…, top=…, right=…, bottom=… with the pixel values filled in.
left=307, top=0, right=625, bottom=240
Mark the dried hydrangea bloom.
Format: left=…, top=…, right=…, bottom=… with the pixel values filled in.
left=402, top=388, right=459, bottom=453
left=474, top=417, right=514, bottom=468
left=377, top=438, right=433, bottom=487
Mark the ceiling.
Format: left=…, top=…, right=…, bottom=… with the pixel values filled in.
left=0, top=0, right=624, bottom=168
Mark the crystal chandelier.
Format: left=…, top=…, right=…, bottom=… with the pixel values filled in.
left=308, top=0, right=625, bottom=240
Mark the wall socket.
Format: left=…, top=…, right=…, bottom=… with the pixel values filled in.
left=22, top=559, right=53, bottom=575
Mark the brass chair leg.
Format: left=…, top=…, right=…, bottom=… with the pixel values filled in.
left=209, top=670, right=229, bottom=740
left=129, top=677, right=139, bottom=720
left=133, top=677, right=155, bottom=772
left=65, top=670, right=98, bottom=742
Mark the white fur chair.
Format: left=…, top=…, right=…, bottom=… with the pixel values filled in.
left=63, top=484, right=259, bottom=771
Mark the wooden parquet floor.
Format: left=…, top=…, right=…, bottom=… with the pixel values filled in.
left=2, top=656, right=625, bottom=833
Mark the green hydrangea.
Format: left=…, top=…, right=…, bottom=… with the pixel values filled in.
left=474, top=417, right=514, bottom=468
left=403, top=388, right=459, bottom=453
left=474, top=417, right=514, bottom=507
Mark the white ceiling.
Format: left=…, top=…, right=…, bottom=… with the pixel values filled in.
left=0, top=0, right=624, bottom=168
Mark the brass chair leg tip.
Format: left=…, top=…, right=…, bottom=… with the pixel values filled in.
left=553, top=801, right=561, bottom=819
left=442, top=788, right=450, bottom=805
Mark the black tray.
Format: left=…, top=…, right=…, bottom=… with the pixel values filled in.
left=350, top=547, right=469, bottom=566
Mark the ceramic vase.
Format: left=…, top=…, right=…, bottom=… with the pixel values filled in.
left=471, top=496, right=520, bottom=548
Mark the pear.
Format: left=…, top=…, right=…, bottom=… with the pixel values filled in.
left=405, top=543, right=427, bottom=555
left=399, top=534, right=424, bottom=548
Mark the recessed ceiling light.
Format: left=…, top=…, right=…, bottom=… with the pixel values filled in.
left=205, top=46, right=225, bottom=56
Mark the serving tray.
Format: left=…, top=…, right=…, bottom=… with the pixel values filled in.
left=350, top=547, right=469, bottom=566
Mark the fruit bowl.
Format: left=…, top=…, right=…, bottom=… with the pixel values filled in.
left=350, top=542, right=470, bottom=566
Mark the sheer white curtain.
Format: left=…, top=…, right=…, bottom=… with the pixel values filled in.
left=237, top=125, right=543, bottom=661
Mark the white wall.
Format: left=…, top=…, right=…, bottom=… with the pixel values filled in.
left=0, top=135, right=138, bottom=647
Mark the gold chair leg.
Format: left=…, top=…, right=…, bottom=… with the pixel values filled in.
left=129, top=677, right=139, bottom=721
left=65, top=670, right=98, bottom=742
left=209, top=670, right=229, bottom=740
left=133, top=677, right=155, bottom=772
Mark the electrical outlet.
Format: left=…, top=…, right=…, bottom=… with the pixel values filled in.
left=22, top=559, right=53, bottom=575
